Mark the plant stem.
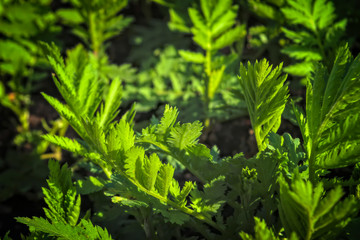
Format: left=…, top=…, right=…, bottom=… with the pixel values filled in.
left=88, top=11, right=99, bottom=57
left=308, top=154, right=315, bottom=185
left=204, top=27, right=213, bottom=128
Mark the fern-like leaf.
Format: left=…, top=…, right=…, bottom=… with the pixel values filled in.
left=16, top=217, right=113, bottom=240
left=42, top=135, right=85, bottom=155
left=42, top=159, right=81, bottom=226
left=281, top=0, right=347, bottom=77
left=239, top=59, right=289, bottom=151
left=97, top=78, right=123, bottom=129
left=294, top=44, right=360, bottom=179
left=278, top=173, right=359, bottom=239
left=155, top=164, right=175, bottom=198
left=168, top=121, right=203, bottom=150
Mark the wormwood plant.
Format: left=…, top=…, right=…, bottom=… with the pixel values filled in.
left=57, top=0, right=135, bottom=87
left=57, top=0, right=133, bottom=57
left=15, top=42, right=360, bottom=239
left=0, top=0, right=59, bottom=133
left=0, top=0, right=69, bottom=202
left=155, top=0, right=246, bottom=127
left=16, top=159, right=113, bottom=239
left=281, top=0, right=347, bottom=78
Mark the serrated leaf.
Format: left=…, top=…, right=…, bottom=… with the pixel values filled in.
left=98, top=78, right=123, bottom=129
left=137, top=153, right=162, bottom=191
left=281, top=46, right=322, bottom=61
left=107, top=119, right=135, bottom=162
left=279, top=174, right=359, bottom=239
left=299, top=44, right=360, bottom=171
left=42, top=135, right=85, bottom=155
left=190, top=176, right=226, bottom=218
left=156, top=105, right=179, bottom=138
left=168, top=121, right=203, bottom=150
left=155, top=164, right=175, bottom=198
left=124, top=146, right=145, bottom=179
left=239, top=59, right=288, bottom=151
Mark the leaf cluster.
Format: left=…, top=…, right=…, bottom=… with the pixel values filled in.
left=239, top=59, right=288, bottom=151
left=16, top=160, right=113, bottom=240
left=38, top=43, right=228, bottom=235
left=57, top=0, right=133, bottom=54
left=281, top=0, right=347, bottom=77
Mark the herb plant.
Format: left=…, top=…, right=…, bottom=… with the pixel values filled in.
left=154, top=0, right=247, bottom=127
left=281, top=0, right=347, bottom=78
left=13, top=41, right=360, bottom=239
left=2, top=0, right=360, bottom=239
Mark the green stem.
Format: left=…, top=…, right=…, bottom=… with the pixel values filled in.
left=312, top=21, right=326, bottom=62
left=204, top=25, right=213, bottom=128
left=308, top=154, right=315, bottom=185
left=88, top=12, right=99, bottom=57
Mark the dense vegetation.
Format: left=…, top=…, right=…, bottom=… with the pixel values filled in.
left=1, top=0, right=360, bottom=239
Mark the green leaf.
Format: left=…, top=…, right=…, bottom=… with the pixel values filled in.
left=39, top=159, right=81, bottom=226
left=124, top=146, right=145, bottom=179
left=156, top=105, right=179, bottom=139
left=279, top=173, right=359, bottom=239
left=239, top=59, right=288, bottom=151
left=16, top=217, right=113, bottom=240
left=76, top=176, right=106, bottom=195
left=188, top=7, right=206, bottom=31
left=168, top=121, right=203, bottom=150
left=170, top=180, right=195, bottom=207
left=298, top=44, right=360, bottom=171
left=212, top=24, right=246, bottom=50
left=155, top=164, right=175, bottom=198
left=57, top=8, right=84, bottom=24
left=208, top=65, right=225, bottom=99
left=42, top=135, right=85, bottom=155
left=107, top=119, right=135, bottom=163
left=98, top=78, right=123, bottom=129
left=137, top=153, right=162, bottom=191
left=179, top=50, right=205, bottom=63
left=281, top=46, right=322, bottom=61
left=281, top=0, right=346, bottom=77
left=190, top=176, right=226, bottom=218
left=239, top=217, right=283, bottom=240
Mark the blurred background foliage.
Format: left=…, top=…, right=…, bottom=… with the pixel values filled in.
left=0, top=0, right=359, bottom=238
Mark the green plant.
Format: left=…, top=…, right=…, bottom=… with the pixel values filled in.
left=154, top=0, right=246, bottom=127
left=57, top=0, right=135, bottom=88
left=281, top=0, right=347, bottom=78
left=238, top=59, right=288, bottom=151
left=0, top=0, right=69, bottom=202
left=293, top=43, right=360, bottom=184
left=57, top=0, right=132, bottom=57
left=126, top=20, right=246, bottom=124
left=0, top=0, right=59, bottom=133
left=14, top=41, right=358, bottom=240
left=16, top=159, right=113, bottom=239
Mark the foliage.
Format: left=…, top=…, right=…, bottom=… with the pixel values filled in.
left=0, top=0, right=67, bottom=204
left=281, top=0, right=347, bottom=77
left=37, top=43, right=227, bottom=237
left=279, top=172, right=358, bottom=240
left=2, top=0, right=360, bottom=239
left=16, top=159, right=113, bottom=240
left=239, top=59, right=288, bottom=151
left=57, top=0, right=133, bottom=55
left=0, top=0, right=59, bottom=77
left=293, top=43, right=360, bottom=183
left=155, top=0, right=247, bottom=126
left=0, top=0, right=59, bottom=132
